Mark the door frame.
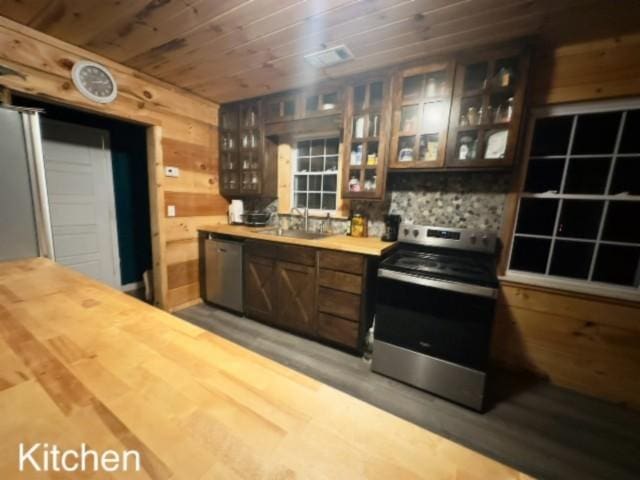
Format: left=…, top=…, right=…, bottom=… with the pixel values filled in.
left=5, top=88, right=167, bottom=308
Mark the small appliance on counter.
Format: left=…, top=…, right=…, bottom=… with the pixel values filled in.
left=241, top=210, right=272, bottom=227
left=372, top=224, right=499, bottom=411
left=349, top=212, right=368, bottom=237
left=381, top=214, right=401, bottom=242
left=228, top=199, right=244, bottom=224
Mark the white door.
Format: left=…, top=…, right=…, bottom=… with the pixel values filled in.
left=41, top=118, right=121, bottom=288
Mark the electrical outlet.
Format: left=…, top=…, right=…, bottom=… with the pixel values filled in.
left=164, top=166, right=180, bottom=177
left=167, top=205, right=176, bottom=217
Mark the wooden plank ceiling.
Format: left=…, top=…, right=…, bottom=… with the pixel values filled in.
left=0, top=0, right=625, bottom=103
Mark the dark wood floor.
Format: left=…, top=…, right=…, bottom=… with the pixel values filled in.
left=177, top=304, right=640, bottom=480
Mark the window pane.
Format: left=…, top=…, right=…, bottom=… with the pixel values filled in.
left=323, top=174, right=337, bottom=192
left=326, top=138, right=339, bottom=155
left=516, top=199, right=558, bottom=235
left=564, top=157, right=611, bottom=194
left=306, top=95, right=318, bottom=112
left=403, top=75, right=423, bottom=101
left=325, top=155, right=338, bottom=172
left=309, top=176, right=321, bottom=191
left=311, top=139, right=324, bottom=156
left=549, top=240, right=595, bottom=279
left=294, top=193, right=307, bottom=208
left=524, top=158, right=564, bottom=193
left=610, top=157, right=640, bottom=195
left=557, top=200, right=603, bottom=239
left=510, top=237, right=551, bottom=273
left=308, top=193, right=321, bottom=209
left=593, top=244, right=640, bottom=286
left=463, top=62, right=488, bottom=92
left=296, top=156, right=309, bottom=172
left=294, top=175, right=307, bottom=191
left=310, top=157, right=324, bottom=172
left=602, top=202, right=640, bottom=243
left=571, top=112, right=622, bottom=155
left=297, top=141, right=310, bottom=157
left=322, top=193, right=336, bottom=210
left=530, top=116, right=572, bottom=156
left=619, top=109, right=640, bottom=154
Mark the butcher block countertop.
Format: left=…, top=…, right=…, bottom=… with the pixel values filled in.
left=0, top=258, right=531, bottom=480
left=199, top=224, right=397, bottom=256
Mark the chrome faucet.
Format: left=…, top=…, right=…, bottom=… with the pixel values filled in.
left=319, top=212, right=330, bottom=234
left=291, top=207, right=309, bottom=231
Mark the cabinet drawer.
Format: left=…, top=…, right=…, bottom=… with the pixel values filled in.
left=318, top=269, right=362, bottom=294
left=317, top=313, right=359, bottom=349
left=318, top=250, right=363, bottom=274
left=245, top=240, right=278, bottom=259
left=278, top=244, right=316, bottom=266
left=318, top=287, right=360, bottom=321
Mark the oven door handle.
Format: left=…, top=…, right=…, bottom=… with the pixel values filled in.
left=378, top=268, right=497, bottom=299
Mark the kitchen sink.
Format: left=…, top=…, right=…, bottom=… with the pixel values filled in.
left=258, top=228, right=331, bottom=240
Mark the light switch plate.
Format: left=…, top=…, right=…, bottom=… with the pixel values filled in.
left=167, top=205, right=176, bottom=217
left=164, top=166, right=180, bottom=177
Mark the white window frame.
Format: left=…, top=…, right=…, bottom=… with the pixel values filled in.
left=502, top=97, right=640, bottom=302
left=290, top=135, right=340, bottom=215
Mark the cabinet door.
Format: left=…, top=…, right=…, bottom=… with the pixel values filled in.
left=238, top=100, right=263, bottom=195
left=219, top=104, right=240, bottom=196
left=244, top=254, right=276, bottom=322
left=342, top=76, right=392, bottom=199
left=445, top=46, right=529, bottom=168
left=264, top=93, right=297, bottom=123
left=301, top=87, right=342, bottom=118
left=275, top=261, right=316, bottom=335
left=389, top=62, right=455, bottom=170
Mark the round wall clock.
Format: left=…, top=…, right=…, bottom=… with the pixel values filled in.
left=71, top=61, right=118, bottom=104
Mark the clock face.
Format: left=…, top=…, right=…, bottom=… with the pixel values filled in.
left=71, top=61, right=118, bottom=104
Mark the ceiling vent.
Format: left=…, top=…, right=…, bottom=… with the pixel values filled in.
left=304, top=45, right=354, bottom=68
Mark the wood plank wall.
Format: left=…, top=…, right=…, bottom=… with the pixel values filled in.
left=492, top=32, right=640, bottom=409
left=0, top=16, right=227, bottom=311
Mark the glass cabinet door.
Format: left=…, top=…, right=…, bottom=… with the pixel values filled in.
left=238, top=101, right=263, bottom=194
left=342, top=77, right=391, bottom=199
left=264, top=94, right=297, bottom=123
left=389, top=63, right=454, bottom=169
left=219, top=105, right=240, bottom=195
left=446, top=47, right=528, bottom=168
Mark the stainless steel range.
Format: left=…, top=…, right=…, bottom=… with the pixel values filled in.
left=372, top=224, right=499, bottom=411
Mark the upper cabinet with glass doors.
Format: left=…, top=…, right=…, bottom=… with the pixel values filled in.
left=342, top=76, right=391, bottom=199
left=389, top=62, right=455, bottom=169
left=219, top=104, right=240, bottom=195
left=445, top=46, right=529, bottom=168
left=219, top=99, right=277, bottom=198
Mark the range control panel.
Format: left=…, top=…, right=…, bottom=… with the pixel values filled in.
left=398, top=224, right=497, bottom=253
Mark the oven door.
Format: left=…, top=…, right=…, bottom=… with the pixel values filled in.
left=375, top=271, right=496, bottom=371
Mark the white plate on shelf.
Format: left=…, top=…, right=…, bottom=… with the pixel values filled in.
left=484, top=130, right=508, bottom=159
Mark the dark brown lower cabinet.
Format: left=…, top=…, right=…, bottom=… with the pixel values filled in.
left=275, top=261, right=316, bottom=335
left=241, top=240, right=377, bottom=352
left=244, top=253, right=276, bottom=323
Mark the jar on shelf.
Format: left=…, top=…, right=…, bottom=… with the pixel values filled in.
left=348, top=175, right=361, bottom=192
left=458, top=135, right=477, bottom=160
left=350, top=145, right=363, bottom=166
left=364, top=176, right=376, bottom=192
left=467, top=107, right=478, bottom=126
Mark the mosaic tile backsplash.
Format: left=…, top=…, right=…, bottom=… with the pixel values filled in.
left=249, top=171, right=512, bottom=237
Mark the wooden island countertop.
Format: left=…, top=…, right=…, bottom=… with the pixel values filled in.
left=0, top=258, right=530, bottom=479
left=199, top=224, right=397, bottom=256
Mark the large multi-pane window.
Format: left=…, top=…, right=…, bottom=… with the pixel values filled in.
left=508, top=101, right=640, bottom=293
left=292, top=138, right=339, bottom=212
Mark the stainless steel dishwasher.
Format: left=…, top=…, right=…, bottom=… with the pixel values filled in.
left=204, top=236, right=243, bottom=312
